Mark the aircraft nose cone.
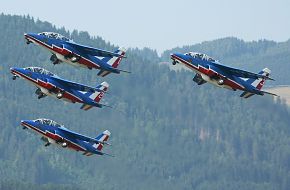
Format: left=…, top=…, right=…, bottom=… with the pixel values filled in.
left=24, top=32, right=39, bottom=43
left=170, top=53, right=180, bottom=65
left=10, top=67, right=21, bottom=74
left=20, top=120, right=28, bottom=125
left=24, top=32, right=34, bottom=38
left=24, top=33, right=31, bottom=39
left=171, top=53, right=182, bottom=59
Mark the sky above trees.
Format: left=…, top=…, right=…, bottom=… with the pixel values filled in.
left=0, top=0, right=289, bottom=54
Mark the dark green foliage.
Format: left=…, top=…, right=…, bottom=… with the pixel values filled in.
left=0, top=14, right=290, bottom=190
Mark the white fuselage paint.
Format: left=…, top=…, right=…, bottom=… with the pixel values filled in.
left=53, top=51, right=86, bottom=68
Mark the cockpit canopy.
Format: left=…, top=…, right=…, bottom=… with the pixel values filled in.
left=38, top=32, right=71, bottom=42
left=24, top=67, right=56, bottom=77
left=34, top=118, right=63, bottom=128
left=185, top=52, right=217, bottom=63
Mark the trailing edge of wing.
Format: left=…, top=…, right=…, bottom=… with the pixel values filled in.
left=97, top=68, right=130, bottom=77
left=67, top=42, right=123, bottom=58
left=212, top=63, right=274, bottom=80
left=50, top=76, right=103, bottom=93
left=57, top=127, right=111, bottom=145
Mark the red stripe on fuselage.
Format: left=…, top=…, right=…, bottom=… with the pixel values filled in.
left=21, top=122, right=86, bottom=152
left=11, top=70, right=83, bottom=103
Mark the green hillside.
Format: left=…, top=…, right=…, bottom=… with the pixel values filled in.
left=1, top=14, right=290, bottom=190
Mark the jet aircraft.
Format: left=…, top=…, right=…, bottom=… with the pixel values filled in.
left=24, top=32, right=128, bottom=77
left=11, top=66, right=109, bottom=110
left=20, top=118, right=112, bottom=156
left=171, top=52, right=277, bottom=98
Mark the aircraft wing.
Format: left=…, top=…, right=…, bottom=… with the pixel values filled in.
left=66, top=42, right=123, bottom=58
left=50, top=76, right=102, bottom=93
left=57, top=127, right=110, bottom=145
left=212, top=63, right=274, bottom=80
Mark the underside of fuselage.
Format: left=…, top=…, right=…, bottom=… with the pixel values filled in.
left=11, top=69, right=80, bottom=103
left=26, top=34, right=97, bottom=69
left=38, top=87, right=75, bottom=103
left=52, top=52, right=87, bottom=68
left=173, top=58, right=237, bottom=90
left=22, top=122, right=86, bottom=152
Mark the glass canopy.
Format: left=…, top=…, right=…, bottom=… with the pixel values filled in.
left=24, top=67, right=56, bottom=77
left=34, top=118, right=63, bottom=128
left=185, top=52, right=217, bottom=63
left=38, top=32, right=71, bottom=42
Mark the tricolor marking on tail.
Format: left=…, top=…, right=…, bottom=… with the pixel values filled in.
left=102, top=47, right=126, bottom=68
left=93, top=130, right=111, bottom=151
left=240, top=68, right=271, bottom=98
left=80, top=82, right=109, bottom=110
left=98, top=47, right=126, bottom=77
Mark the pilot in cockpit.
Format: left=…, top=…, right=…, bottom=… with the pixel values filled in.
left=25, top=67, right=33, bottom=72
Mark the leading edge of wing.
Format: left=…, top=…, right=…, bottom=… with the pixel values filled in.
left=50, top=76, right=103, bottom=93
left=57, top=127, right=111, bottom=146
left=212, top=62, right=274, bottom=80
left=66, top=42, right=124, bottom=58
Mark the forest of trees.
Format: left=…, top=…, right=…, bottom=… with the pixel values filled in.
left=1, top=14, right=290, bottom=190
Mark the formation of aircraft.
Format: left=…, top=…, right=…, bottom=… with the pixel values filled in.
left=20, top=118, right=112, bottom=156
left=11, top=31, right=280, bottom=157
left=10, top=66, right=110, bottom=110
left=171, top=52, right=277, bottom=98
left=24, top=32, right=129, bottom=77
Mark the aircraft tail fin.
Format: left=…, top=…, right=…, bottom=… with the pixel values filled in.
left=95, top=81, right=109, bottom=92
left=89, top=81, right=109, bottom=103
left=102, top=47, right=126, bottom=68
left=246, top=68, right=271, bottom=90
left=93, top=130, right=111, bottom=151
left=241, top=68, right=271, bottom=98
left=97, top=47, right=127, bottom=77
left=80, top=82, right=109, bottom=110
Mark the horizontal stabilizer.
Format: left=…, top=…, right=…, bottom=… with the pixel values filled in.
left=99, top=103, right=113, bottom=109
left=101, top=152, right=115, bottom=157
left=116, top=68, right=131, bottom=74
left=260, top=90, right=279, bottom=97
left=97, top=68, right=131, bottom=77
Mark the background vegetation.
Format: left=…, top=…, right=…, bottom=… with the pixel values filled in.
left=1, top=14, right=290, bottom=190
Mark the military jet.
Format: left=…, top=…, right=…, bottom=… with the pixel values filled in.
left=11, top=66, right=110, bottom=110
left=21, top=118, right=112, bottom=156
left=24, top=32, right=128, bottom=77
left=171, top=52, right=277, bottom=98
